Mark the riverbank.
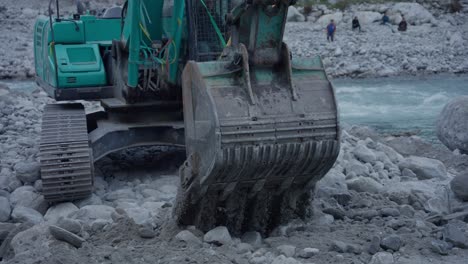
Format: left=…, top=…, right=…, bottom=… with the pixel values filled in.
left=0, top=85, right=468, bottom=263
left=0, top=1, right=467, bottom=79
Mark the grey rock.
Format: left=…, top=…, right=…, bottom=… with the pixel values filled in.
left=368, top=235, right=381, bottom=254
left=203, top=226, right=232, bottom=246
left=401, top=168, right=417, bottom=178
left=49, top=225, right=85, bottom=248
left=104, top=188, right=136, bottom=201
left=14, top=162, right=40, bottom=183
left=430, top=240, right=452, bottom=255
left=380, top=234, right=402, bottom=251
left=330, top=241, right=362, bottom=254
left=287, top=6, right=305, bottom=22
left=8, top=223, right=45, bottom=258
left=33, top=180, right=42, bottom=192
left=399, top=205, right=415, bottom=218
left=323, top=207, right=346, bottom=220
left=11, top=206, right=43, bottom=224
left=347, top=177, right=383, bottom=193
left=75, top=194, right=103, bottom=208
left=175, top=230, right=202, bottom=246
left=56, top=217, right=82, bottom=234
left=121, top=207, right=151, bottom=225
left=436, top=96, right=468, bottom=154
left=236, top=242, right=254, bottom=254
left=353, top=144, right=377, bottom=164
left=450, top=171, right=468, bottom=201
left=271, top=255, right=301, bottom=264
left=380, top=208, right=400, bottom=217
left=398, top=156, right=447, bottom=180
left=44, top=202, right=79, bottom=223
left=298, top=247, right=319, bottom=258
left=443, top=223, right=468, bottom=248
left=0, top=196, right=11, bottom=222
left=369, top=252, right=394, bottom=264
left=345, top=160, right=370, bottom=176
left=0, top=223, right=15, bottom=241
left=315, top=168, right=349, bottom=199
left=138, top=224, right=157, bottom=239
left=9, top=186, right=48, bottom=214
left=241, top=231, right=263, bottom=247
left=69, top=205, right=116, bottom=223
left=276, top=244, right=296, bottom=257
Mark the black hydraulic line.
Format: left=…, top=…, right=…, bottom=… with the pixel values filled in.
left=56, top=0, right=60, bottom=20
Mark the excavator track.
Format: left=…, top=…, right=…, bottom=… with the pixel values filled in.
left=40, top=103, right=93, bottom=202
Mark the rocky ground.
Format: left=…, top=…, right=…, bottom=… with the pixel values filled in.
left=1, top=83, right=468, bottom=264
left=0, top=1, right=467, bottom=79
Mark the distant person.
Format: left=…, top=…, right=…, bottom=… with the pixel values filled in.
left=381, top=13, right=390, bottom=25
left=398, top=15, right=407, bottom=32
left=352, top=16, right=361, bottom=32
left=327, top=19, right=336, bottom=42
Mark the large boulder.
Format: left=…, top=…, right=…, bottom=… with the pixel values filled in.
left=353, top=11, right=381, bottom=25
left=287, top=6, right=305, bottom=22
left=9, top=186, right=49, bottom=214
left=204, top=226, right=232, bottom=246
left=44, top=203, right=79, bottom=223
left=436, top=96, right=468, bottom=154
left=11, top=206, right=44, bottom=224
left=14, top=162, right=40, bottom=184
left=388, top=3, right=435, bottom=25
left=317, top=12, right=343, bottom=27
left=398, top=156, right=447, bottom=180
left=450, top=171, right=468, bottom=201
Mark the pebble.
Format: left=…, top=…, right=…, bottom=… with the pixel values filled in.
left=298, top=247, right=319, bottom=258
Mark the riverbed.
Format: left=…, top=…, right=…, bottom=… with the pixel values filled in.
left=2, top=74, right=467, bottom=142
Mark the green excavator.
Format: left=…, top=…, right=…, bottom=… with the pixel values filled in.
left=34, top=0, right=340, bottom=234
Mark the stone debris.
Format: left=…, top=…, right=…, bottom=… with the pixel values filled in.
left=203, top=226, right=232, bottom=246
left=49, top=225, right=85, bottom=248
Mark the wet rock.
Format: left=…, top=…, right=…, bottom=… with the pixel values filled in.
left=430, top=240, right=452, bottom=255
left=0, top=196, right=11, bottom=222
left=347, top=177, right=383, bottom=193
left=56, top=217, right=82, bottom=234
left=380, top=234, right=402, bottom=251
left=443, top=223, right=468, bottom=248
left=241, top=231, right=263, bottom=248
left=203, top=226, right=232, bottom=246
left=276, top=244, right=296, bottom=257
left=353, top=144, right=377, bottom=164
left=14, top=161, right=40, bottom=184
left=398, top=156, right=447, bottom=180
left=175, top=230, right=202, bottom=246
left=380, top=208, right=400, bottom=217
left=9, top=186, right=48, bottom=214
left=49, top=225, right=85, bottom=248
left=298, top=247, right=319, bottom=258
left=436, top=96, right=468, bottom=154
left=44, top=202, right=79, bottom=223
left=369, top=252, right=394, bottom=264
left=450, top=171, right=468, bottom=201
left=368, top=235, right=381, bottom=255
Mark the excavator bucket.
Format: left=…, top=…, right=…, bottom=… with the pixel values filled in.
left=175, top=47, right=340, bottom=234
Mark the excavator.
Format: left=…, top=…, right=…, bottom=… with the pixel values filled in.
left=34, top=0, right=340, bottom=234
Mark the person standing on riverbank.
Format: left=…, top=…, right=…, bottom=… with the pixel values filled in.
left=381, top=13, right=390, bottom=25
left=327, top=20, right=336, bottom=42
